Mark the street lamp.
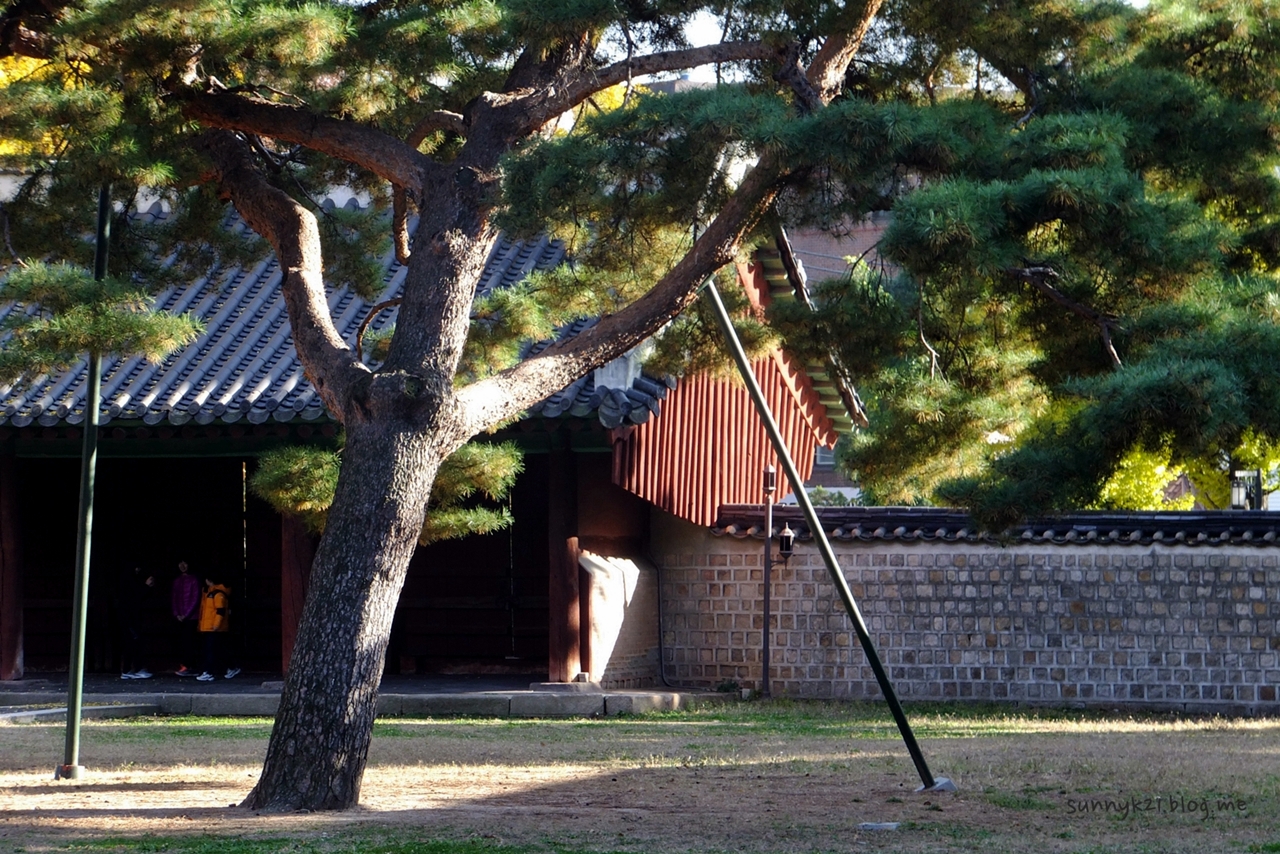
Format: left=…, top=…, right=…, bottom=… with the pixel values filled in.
left=761, top=470, right=798, bottom=699
left=779, top=523, right=795, bottom=559
left=762, top=466, right=775, bottom=698
left=1231, top=469, right=1263, bottom=510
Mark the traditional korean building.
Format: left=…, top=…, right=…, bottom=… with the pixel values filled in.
left=0, top=203, right=859, bottom=685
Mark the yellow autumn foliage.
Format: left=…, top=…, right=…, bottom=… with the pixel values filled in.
left=1095, top=446, right=1195, bottom=511
left=0, top=55, right=55, bottom=157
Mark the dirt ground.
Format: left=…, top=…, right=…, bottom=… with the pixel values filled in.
left=1, top=707, right=1278, bottom=853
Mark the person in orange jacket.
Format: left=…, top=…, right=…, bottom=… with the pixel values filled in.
left=196, top=576, right=239, bottom=681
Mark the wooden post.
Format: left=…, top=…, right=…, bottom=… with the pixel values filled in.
left=547, top=436, right=580, bottom=682
left=579, top=562, right=593, bottom=681
left=280, top=515, right=314, bottom=674
left=0, top=452, right=22, bottom=681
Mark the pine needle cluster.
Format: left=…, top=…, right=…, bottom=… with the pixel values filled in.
left=0, top=261, right=203, bottom=384
left=762, top=0, right=1280, bottom=518
left=250, top=437, right=523, bottom=545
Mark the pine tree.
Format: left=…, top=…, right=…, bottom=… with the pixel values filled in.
left=769, top=0, right=1280, bottom=522
left=2, top=0, right=1277, bottom=811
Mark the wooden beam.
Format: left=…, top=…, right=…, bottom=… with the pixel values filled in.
left=280, top=515, right=314, bottom=675
left=0, top=452, right=22, bottom=681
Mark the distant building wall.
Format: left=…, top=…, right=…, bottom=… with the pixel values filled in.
left=653, top=510, right=1280, bottom=712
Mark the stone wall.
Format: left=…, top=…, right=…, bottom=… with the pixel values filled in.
left=653, top=510, right=1280, bottom=712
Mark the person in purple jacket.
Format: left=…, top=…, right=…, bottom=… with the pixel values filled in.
left=171, top=560, right=201, bottom=676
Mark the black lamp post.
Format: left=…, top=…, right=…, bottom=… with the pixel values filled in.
left=761, top=471, right=797, bottom=699
left=779, top=523, right=795, bottom=560
left=762, top=466, right=775, bottom=698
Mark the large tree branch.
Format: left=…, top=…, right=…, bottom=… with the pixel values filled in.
left=453, top=154, right=788, bottom=435
left=528, top=41, right=778, bottom=127
left=0, top=0, right=63, bottom=59
left=1008, top=265, right=1122, bottom=368
left=181, top=91, right=440, bottom=197
left=774, top=42, right=823, bottom=112
left=806, top=0, right=886, bottom=105
left=198, top=130, right=366, bottom=415
left=391, top=187, right=413, bottom=264
left=407, top=110, right=467, bottom=147
left=389, top=109, right=469, bottom=264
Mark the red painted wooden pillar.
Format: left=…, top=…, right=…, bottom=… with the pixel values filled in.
left=547, top=437, right=580, bottom=682
left=280, top=515, right=314, bottom=675
left=0, top=452, right=23, bottom=681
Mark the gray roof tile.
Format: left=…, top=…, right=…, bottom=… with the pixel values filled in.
left=713, top=505, right=1280, bottom=547
left=0, top=212, right=668, bottom=430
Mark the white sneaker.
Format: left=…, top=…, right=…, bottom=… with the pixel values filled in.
left=121, top=671, right=137, bottom=680
left=133, top=669, right=153, bottom=679
left=196, top=672, right=215, bottom=682
left=224, top=667, right=241, bottom=679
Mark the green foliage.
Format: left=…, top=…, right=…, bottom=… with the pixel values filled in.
left=0, top=261, right=203, bottom=383
left=644, top=264, right=777, bottom=380
left=767, top=0, right=1280, bottom=518
left=246, top=445, right=341, bottom=533
left=807, top=485, right=854, bottom=506
left=773, top=259, right=1043, bottom=505
left=250, top=438, right=523, bottom=545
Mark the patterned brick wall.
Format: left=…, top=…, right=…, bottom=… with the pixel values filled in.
left=653, top=511, right=1280, bottom=712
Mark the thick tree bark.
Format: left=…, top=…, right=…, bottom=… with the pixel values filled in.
left=244, top=419, right=447, bottom=810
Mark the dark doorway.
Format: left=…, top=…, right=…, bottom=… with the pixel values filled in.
left=17, top=455, right=280, bottom=672
left=389, top=452, right=550, bottom=674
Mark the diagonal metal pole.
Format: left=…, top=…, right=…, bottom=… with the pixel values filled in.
left=56, top=185, right=109, bottom=781
left=703, top=279, right=950, bottom=791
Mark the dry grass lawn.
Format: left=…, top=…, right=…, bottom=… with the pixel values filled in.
left=1, top=701, right=1279, bottom=854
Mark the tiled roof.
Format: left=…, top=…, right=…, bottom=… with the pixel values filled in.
left=756, top=228, right=867, bottom=432
left=0, top=201, right=670, bottom=430
left=713, top=505, right=1280, bottom=547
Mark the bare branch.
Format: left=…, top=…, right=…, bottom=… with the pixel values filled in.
left=181, top=90, right=439, bottom=196
left=806, top=0, right=886, bottom=105
left=620, top=17, right=637, bottom=105
left=197, top=130, right=365, bottom=414
left=917, top=279, right=940, bottom=379
left=454, top=152, right=789, bottom=434
left=385, top=111, right=467, bottom=266
left=0, top=201, right=25, bottom=267
left=354, top=298, right=401, bottom=363
left=407, top=110, right=466, bottom=147
left=1008, top=265, right=1122, bottom=368
left=530, top=41, right=778, bottom=126
left=391, top=187, right=412, bottom=264
left=979, top=50, right=1037, bottom=106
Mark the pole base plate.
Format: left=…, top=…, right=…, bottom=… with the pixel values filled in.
left=54, top=764, right=84, bottom=780
left=917, top=776, right=957, bottom=793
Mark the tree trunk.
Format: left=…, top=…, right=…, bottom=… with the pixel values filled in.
left=243, top=418, right=444, bottom=811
